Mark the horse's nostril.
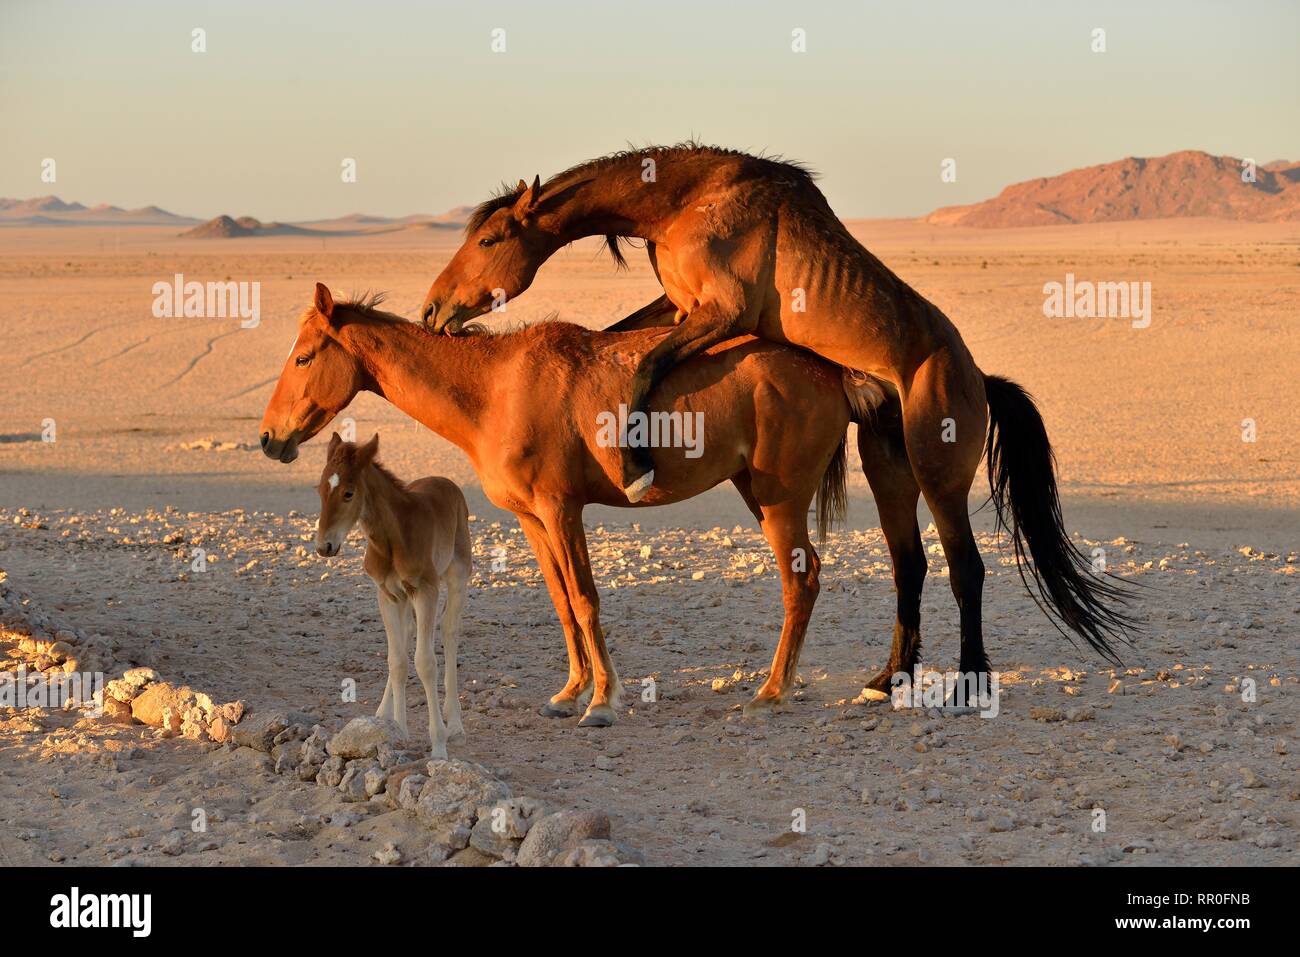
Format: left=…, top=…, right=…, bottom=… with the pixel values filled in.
left=260, top=432, right=271, bottom=450
left=421, top=301, right=436, bottom=324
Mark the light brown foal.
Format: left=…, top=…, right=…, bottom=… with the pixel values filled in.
left=264, top=284, right=873, bottom=727
left=316, top=431, right=471, bottom=758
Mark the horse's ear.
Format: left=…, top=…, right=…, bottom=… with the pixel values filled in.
left=327, top=431, right=342, bottom=456
left=314, top=282, right=335, bottom=320
left=357, top=432, right=379, bottom=466
left=515, top=175, right=542, bottom=217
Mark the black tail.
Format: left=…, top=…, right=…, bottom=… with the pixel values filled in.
left=816, top=434, right=848, bottom=543
left=983, top=374, right=1135, bottom=663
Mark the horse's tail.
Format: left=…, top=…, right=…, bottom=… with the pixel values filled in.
left=983, top=373, right=1135, bottom=662
left=816, top=432, right=848, bottom=543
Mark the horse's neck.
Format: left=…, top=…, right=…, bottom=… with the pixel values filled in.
left=339, top=320, right=488, bottom=460
left=358, top=465, right=407, bottom=557
left=545, top=160, right=690, bottom=246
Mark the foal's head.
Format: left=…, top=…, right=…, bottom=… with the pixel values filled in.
left=259, top=283, right=368, bottom=463
left=421, top=176, right=558, bottom=334
left=315, top=432, right=380, bottom=557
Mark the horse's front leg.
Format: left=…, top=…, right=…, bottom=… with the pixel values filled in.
left=537, top=502, right=623, bottom=728
left=517, top=512, right=591, bottom=717
left=620, top=289, right=751, bottom=499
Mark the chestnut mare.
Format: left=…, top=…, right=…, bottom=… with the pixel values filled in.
left=420, top=144, right=1132, bottom=689
left=261, top=284, right=873, bottom=727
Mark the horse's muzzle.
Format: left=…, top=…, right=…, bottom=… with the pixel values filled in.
left=260, top=431, right=300, bottom=463
left=422, top=298, right=469, bottom=336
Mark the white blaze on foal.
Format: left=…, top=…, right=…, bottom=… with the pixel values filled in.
left=315, top=432, right=472, bottom=759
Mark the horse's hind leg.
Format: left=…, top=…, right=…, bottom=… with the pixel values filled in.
left=902, top=349, right=989, bottom=704
left=412, top=581, right=448, bottom=759
left=857, top=409, right=927, bottom=694
left=744, top=492, right=821, bottom=716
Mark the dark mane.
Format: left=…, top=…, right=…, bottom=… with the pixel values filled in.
left=544, top=141, right=819, bottom=190
left=465, top=142, right=819, bottom=268
left=466, top=183, right=527, bottom=234
left=332, top=291, right=559, bottom=342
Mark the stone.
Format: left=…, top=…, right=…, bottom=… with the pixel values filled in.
left=364, top=767, right=389, bottom=797
left=397, top=774, right=428, bottom=810
left=101, top=696, right=135, bottom=724
left=373, top=842, right=403, bottom=865
left=517, top=810, right=611, bottom=868
left=470, top=797, right=547, bottom=858
left=122, top=667, right=158, bottom=688
left=339, top=763, right=375, bottom=802
left=206, top=715, right=232, bottom=743
left=327, top=716, right=407, bottom=759
left=415, top=760, right=511, bottom=831
left=130, top=682, right=197, bottom=727
left=316, top=755, right=346, bottom=788
left=231, top=711, right=290, bottom=752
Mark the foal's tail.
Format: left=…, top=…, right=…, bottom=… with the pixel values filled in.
left=983, top=374, right=1135, bottom=663
left=816, top=433, right=848, bottom=544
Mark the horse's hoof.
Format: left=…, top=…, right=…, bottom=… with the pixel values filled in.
left=742, top=695, right=781, bottom=718
left=444, top=719, right=466, bottom=740
left=539, top=700, right=579, bottom=718
left=429, top=745, right=449, bottom=761
left=623, top=469, right=655, bottom=503
left=577, top=704, right=616, bottom=727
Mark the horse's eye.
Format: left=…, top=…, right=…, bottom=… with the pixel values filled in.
left=295, top=354, right=312, bottom=367
left=342, top=490, right=354, bottom=501
left=478, top=237, right=496, bottom=248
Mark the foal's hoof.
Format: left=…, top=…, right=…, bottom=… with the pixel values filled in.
left=577, top=704, right=616, bottom=727
left=539, top=699, right=580, bottom=718
left=623, top=469, right=655, bottom=503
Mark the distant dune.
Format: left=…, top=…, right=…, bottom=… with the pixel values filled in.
left=925, top=151, right=1300, bottom=227
left=0, top=195, right=199, bottom=226
left=0, top=195, right=470, bottom=234
left=181, top=215, right=319, bottom=239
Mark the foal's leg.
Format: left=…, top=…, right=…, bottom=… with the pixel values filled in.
left=858, top=408, right=927, bottom=694
left=539, top=502, right=622, bottom=727
left=439, top=558, right=468, bottom=738
left=744, top=493, right=822, bottom=716
left=375, top=588, right=411, bottom=735
left=518, top=512, right=592, bottom=718
left=412, top=581, right=449, bottom=759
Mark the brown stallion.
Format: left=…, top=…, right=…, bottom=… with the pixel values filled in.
left=420, top=145, right=1132, bottom=692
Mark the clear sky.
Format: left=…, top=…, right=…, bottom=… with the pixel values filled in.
left=2, top=0, right=1297, bottom=221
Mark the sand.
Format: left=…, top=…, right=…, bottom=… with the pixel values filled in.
left=0, top=219, right=1296, bottom=865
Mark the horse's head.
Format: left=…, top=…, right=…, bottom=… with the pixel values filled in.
left=259, top=283, right=367, bottom=463
left=421, top=176, right=555, bottom=334
left=315, top=431, right=378, bottom=556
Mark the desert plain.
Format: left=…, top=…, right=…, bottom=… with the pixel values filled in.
left=0, top=218, right=1296, bottom=865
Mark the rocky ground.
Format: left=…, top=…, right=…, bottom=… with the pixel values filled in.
left=0, top=503, right=1294, bottom=866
